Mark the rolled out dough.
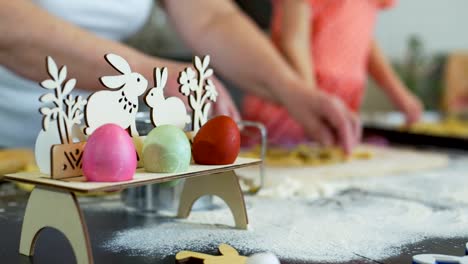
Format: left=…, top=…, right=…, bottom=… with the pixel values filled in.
left=238, top=145, right=449, bottom=198
left=241, top=144, right=372, bottom=167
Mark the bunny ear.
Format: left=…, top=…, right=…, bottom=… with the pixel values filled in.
left=154, top=68, right=161, bottom=88
left=154, top=67, right=168, bottom=89
left=160, top=67, right=168, bottom=88
left=100, top=75, right=127, bottom=89
left=105, top=53, right=131, bottom=74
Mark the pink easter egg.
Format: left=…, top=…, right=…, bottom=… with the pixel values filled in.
left=82, top=124, right=137, bottom=182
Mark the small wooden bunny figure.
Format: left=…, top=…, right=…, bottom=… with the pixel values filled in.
left=85, top=54, right=147, bottom=137
left=145, top=67, right=191, bottom=130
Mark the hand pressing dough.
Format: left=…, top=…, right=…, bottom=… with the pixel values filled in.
left=241, top=144, right=372, bottom=167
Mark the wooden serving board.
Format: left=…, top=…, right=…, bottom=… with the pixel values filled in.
left=4, top=157, right=260, bottom=193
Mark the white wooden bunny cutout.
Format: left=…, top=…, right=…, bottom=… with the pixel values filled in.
left=84, top=54, right=147, bottom=136
left=145, top=67, right=191, bottom=130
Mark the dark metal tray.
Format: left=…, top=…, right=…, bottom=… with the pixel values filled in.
left=363, top=112, right=468, bottom=150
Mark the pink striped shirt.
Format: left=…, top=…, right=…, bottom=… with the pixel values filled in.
left=242, top=0, right=395, bottom=146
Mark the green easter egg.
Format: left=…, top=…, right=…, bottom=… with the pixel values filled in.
left=143, top=125, right=191, bottom=173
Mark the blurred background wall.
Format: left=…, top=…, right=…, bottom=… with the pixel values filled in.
left=364, top=0, right=468, bottom=112
left=376, top=0, right=468, bottom=59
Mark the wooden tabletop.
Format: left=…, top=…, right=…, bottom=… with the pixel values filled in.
left=0, top=186, right=466, bottom=264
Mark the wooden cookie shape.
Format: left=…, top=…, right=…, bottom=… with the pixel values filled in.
left=176, top=244, right=247, bottom=264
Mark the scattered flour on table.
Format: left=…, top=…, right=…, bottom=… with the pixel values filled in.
left=101, top=158, right=468, bottom=262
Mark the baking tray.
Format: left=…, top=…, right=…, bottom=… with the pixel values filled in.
left=362, top=111, right=468, bottom=150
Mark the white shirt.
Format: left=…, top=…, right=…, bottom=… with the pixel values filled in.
left=0, top=0, right=153, bottom=147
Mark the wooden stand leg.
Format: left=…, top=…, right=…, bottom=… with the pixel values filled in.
left=19, top=187, right=93, bottom=264
left=177, top=170, right=248, bottom=229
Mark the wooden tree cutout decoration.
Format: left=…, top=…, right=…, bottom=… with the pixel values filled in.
left=84, top=54, right=148, bottom=137
left=144, top=67, right=191, bottom=130
left=35, top=56, right=87, bottom=178
left=39, top=57, right=87, bottom=144
left=176, top=244, right=247, bottom=264
left=179, top=55, right=218, bottom=132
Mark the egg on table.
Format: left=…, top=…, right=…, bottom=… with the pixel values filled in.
left=192, top=115, right=240, bottom=165
left=82, top=124, right=137, bottom=182
left=143, top=125, right=191, bottom=173
left=246, top=252, right=280, bottom=264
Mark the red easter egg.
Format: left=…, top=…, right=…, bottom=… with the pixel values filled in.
left=192, top=115, right=240, bottom=165
left=82, top=124, right=137, bottom=182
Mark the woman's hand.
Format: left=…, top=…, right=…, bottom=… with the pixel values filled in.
left=210, top=77, right=241, bottom=121
left=266, top=78, right=361, bottom=154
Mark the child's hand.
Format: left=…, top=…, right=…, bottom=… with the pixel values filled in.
left=394, top=91, right=423, bottom=125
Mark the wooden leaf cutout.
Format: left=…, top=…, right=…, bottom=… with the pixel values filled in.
left=202, top=103, right=211, bottom=122
left=205, top=68, right=213, bottom=78
left=59, top=66, right=67, bottom=83
left=195, top=56, right=202, bottom=71
left=40, top=94, right=55, bottom=103
left=47, top=56, right=59, bottom=80
left=62, top=79, right=76, bottom=96
left=40, top=107, right=51, bottom=115
left=202, top=56, right=210, bottom=69
left=41, top=80, right=56, bottom=89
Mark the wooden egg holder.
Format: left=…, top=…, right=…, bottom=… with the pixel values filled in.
left=3, top=54, right=261, bottom=264
left=4, top=158, right=260, bottom=264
